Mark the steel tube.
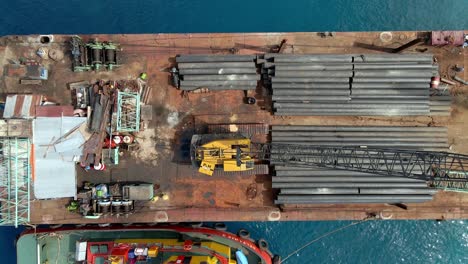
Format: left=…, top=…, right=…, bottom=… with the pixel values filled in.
left=350, top=95, right=428, bottom=99
left=176, top=54, right=255, bottom=62
left=351, top=83, right=429, bottom=88
left=274, top=64, right=353, bottom=71
left=272, top=182, right=428, bottom=188
left=272, top=176, right=426, bottom=183
left=273, top=103, right=429, bottom=110
left=181, top=80, right=257, bottom=86
left=178, top=62, right=254, bottom=68
left=180, top=86, right=256, bottom=91
left=275, top=195, right=433, bottom=204
left=281, top=188, right=359, bottom=194
left=354, top=64, right=435, bottom=70
left=265, top=54, right=353, bottom=62
left=274, top=109, right=429, bottom=115
left=354, top=70, right=433, bottom=78
left=359, top=188, right=438, bottom=195
left=272, top=77, right=350, bottom=83
left=179, top=68, right=257, bottom=75
left=269, top=141, right=447, bottom=148
left=274, top=89, right=350, bottom=96
left=353, top=78, right=429, bottom=82
left=353, top=54, right=433, bottom=63
left=273, top=83, right=350, bottom=89
left=271, top=136, right=447, bottom=143
left=271, top=131, right=446, bottom=137
left=351, top=89, right=429, bottom=95
left=274, top=71, right=353, bottom=78
left=272, top=95, right=350, bottom=101
left=271, top=125, right=447, bottom=132
left=183, top=74, right=260, bottom=81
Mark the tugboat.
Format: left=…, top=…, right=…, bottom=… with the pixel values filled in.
left=16, top=224, right=281, bottom=264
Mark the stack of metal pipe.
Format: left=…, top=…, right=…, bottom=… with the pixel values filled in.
left=271, top=125, right=448, bottom=205
left=264, top=54, right=353, bottom=113
left=176, top=54, right=259, bottom=91
left=263, top=53, right=447, bottom=116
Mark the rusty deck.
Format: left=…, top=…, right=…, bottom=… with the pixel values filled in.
left=0, top=31, right=467, bottom=224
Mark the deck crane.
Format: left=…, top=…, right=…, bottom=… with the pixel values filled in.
left=191, top=136, right=468, bottom=192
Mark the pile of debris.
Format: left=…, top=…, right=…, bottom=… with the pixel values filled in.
left=71, top=80, right=142, bottom=169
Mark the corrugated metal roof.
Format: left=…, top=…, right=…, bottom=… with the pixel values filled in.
left=3, top=94, right=42, bottom=119
left=35, top=105, right=74, bottom=117
left=33, top=117, right=87, bottom=199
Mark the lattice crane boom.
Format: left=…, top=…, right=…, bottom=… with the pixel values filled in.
left=264, top=144, right=468, bottom=192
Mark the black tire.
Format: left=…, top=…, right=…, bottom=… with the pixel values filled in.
left=238, top=228, right=250, bottom=239
left=214, top=222, right=227, bottom=231
left=258, top=238, right=269, bottom=250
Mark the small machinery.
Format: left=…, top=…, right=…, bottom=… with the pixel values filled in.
left=70, top=36, right=120, bottom=72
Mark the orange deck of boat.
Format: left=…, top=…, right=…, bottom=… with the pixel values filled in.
left=0, top=31, right=467, bottom=224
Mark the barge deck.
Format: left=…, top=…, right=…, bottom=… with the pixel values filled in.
left=0, top=31, right=467, bottom=224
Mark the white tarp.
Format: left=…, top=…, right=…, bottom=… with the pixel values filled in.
left=33, top=117, right=86, bottom=199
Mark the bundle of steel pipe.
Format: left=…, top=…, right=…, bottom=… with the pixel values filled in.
left=176, top=54, right=258, bottom=91
left=271, top=125, right=448, bottom=205
left=262, top=53, right=449, bottom=116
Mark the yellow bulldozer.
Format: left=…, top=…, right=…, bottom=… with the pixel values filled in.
left=190, top=134, right=255, bottom=176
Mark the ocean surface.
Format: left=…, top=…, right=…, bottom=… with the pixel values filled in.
left=1, top=0, right=468, bottom=263
left=0, top=0, right=467, bottom=35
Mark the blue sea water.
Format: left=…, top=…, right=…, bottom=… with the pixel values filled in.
left=1, top=0, right=468, bottom=263
left=0, top=0, right=467, bottom=35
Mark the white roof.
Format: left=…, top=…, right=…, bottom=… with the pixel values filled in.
left=33, top=117, right=86, bottom=199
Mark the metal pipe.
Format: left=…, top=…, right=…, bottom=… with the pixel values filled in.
left=265, top=54, right=353, bottom=62
left=176, top=54, right=255, bottom=62
left=273, top=103, right=429, bottom=110
left=183, top=74, right=260, bottom=81
left=178, top=62, right=254, bottom=68
left=269, top=141, right=447, bottom=149
left=354, top=70, right=433, bottom=78
left=281, top=188, right=359, bottom=194
left=180, top=80, right=257, bottom=86
left=274, top=64, right=353, bottom=71
left=272, top=77, right=350, bottom=83
left=271, top=136, right=447, bottom=143
left=271, top=131, right=445, bottom=137
left=353, top=54, right=433, bottom=63
left=351, top=83, right=429, bottom=88
left=180, top=86, right=256, bottom=91
left=272, top=182, right=428, bottom=188
left=350, top=95, right=428, bottom=99
left=350, top=99, right=432, bottom=104
left=276, top=194, right=434, bottom=200
left=274, top=90, right=350, bottom=96
left=275, top=196, right=433, bottom=204
left=272, top=176, right=425, bottom=183
left=274, top=71, right=353, bottom=77
left=271, top=125, right=447, bottom=132
left=359, top=188, right=438, bottom=195
left=274, top=109, right=430, bottom=115
left=275, top=170, right=399, bottom=177
left=273, top=83, right=350, bottom=89
left=353, top=77, right=429, bottom=82
left=354, top=64, right=435, bottom=70
left=272, top=95, right=350, bottom=101
left=179, top=68, right=257, bottom=75
left=351, top=89, right=429, bottom=95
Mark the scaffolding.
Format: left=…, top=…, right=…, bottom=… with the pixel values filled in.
left=0, top=137, right=31, bottom=227
left=116, top=92, right=140, bottom=132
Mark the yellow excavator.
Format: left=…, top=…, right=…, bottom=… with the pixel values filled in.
left=191, top=134, right=255, bottom=176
